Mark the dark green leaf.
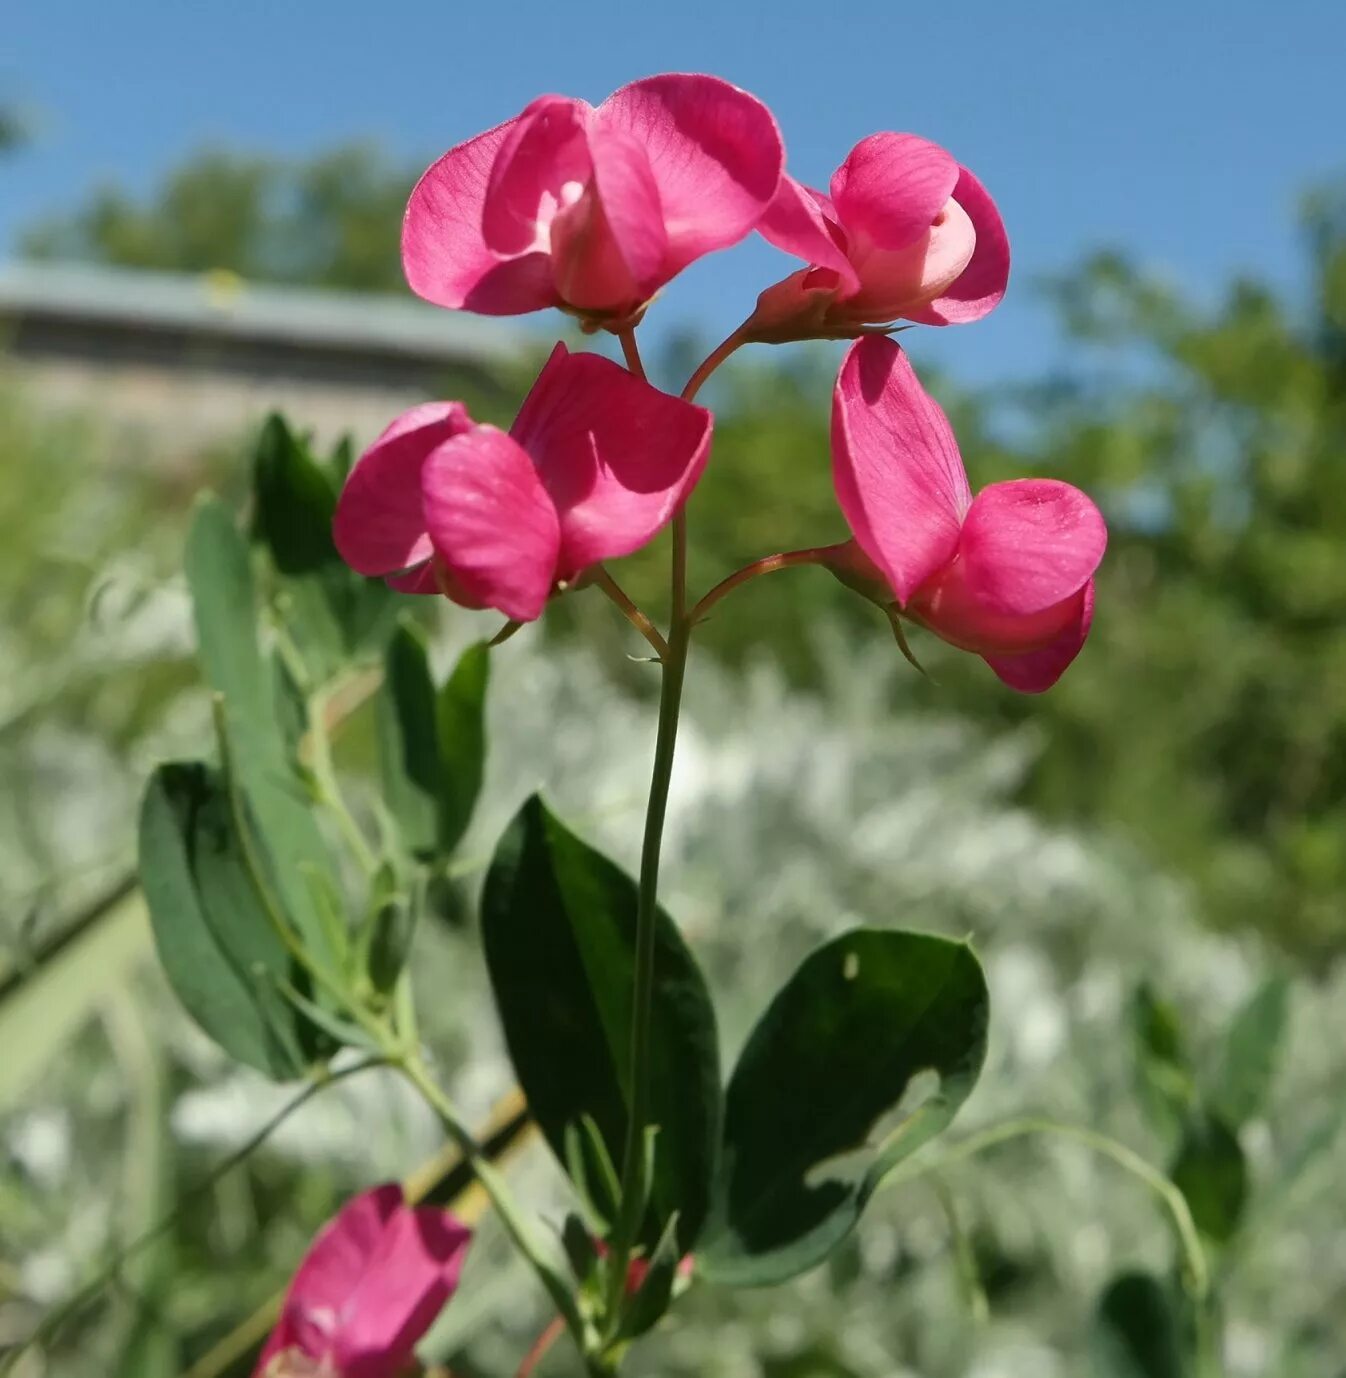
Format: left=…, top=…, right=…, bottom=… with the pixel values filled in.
left=698, top=929, right=988, bottom=1288
left=562, top=1212, right=600, bottom=1282
left=1170, top=1112, right=1247, bottom=1243
left=482, top=796, right=720, bottom=1250
left=251, top=414, right=338, bottom=575
left=184, top=498, right=343, bottom=978
left=138, top=762, right=308, bottom=1079
left=436, top=641, right=490, bottom=854
left=366, top=887, right=417, bottom=995
left=1132, top=981, right=1194, bottom=1137
left=377, top=619, right=440, bottom=858
left=1212, top=975, right=1289, bottom=1127
left=1092, top=1271, right=1189, bottom=1378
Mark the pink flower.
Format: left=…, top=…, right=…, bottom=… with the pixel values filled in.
left=829, top=336, right=1105, bottom=692
left=254, top=1184, right=471, bottom=1378
left=402, top=73, right=784, bottom=330
left=333, top=343, right=712, bottom=621
left=745, top=133, right=1009, bottom=343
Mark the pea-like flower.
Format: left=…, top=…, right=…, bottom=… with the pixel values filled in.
left=828, top=336, right=1105, bottom=692
left=745, top=133, right=1009, bottom=343
left=402, top=73, right=784, bottom=331
left=253, top=1184, right=471, bottom=1378
left=333, top=344, right=712, bottom=621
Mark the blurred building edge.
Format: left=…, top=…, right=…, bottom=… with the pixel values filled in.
left=0, top=260, right=529, bottom=451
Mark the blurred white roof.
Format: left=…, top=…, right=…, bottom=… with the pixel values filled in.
left=0, top=260, right=526, bottom=364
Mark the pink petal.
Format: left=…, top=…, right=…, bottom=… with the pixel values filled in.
left=333, top=1207, right=472, bottom=1377
left=757, top=176, right=860, bottom=295
left=831, top=335, right=971, bottom=604
left=958, top=478, right=1107, bottom=616
left=909, top=165, right=1010, bottom=326
left=333, top=403, right=472, bottom=577
left=421, top=425, right=561, bottom=621
left=385, top=563, right=438, bottom=594
left=598, top=73, right=784, bottom=276
left=839, top=195, right=976, bottom=324
left=550, top=125, right=668, bottom=312
left=984, top=582, right=1095, bottom=692
left=830, top=133, right=960, bottom=252
left=481, top=96, right=592, bottom=256
left=254, top=1185, right=403, bottom=1374
left=403, top=119, right=559, bottom=315
left=510, top=342, right=711, bottom=571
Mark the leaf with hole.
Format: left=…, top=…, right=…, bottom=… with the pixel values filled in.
left=697, top=928, right=988, bottom=1287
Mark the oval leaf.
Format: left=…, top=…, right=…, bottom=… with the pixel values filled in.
left=138, top=762, right=309, bottom=1079
left=1092, top=1271, right=1190, bottom=1378
left=698, top=928, right=988, bottom=1287
left=482, top=795, right=720, bottom=1250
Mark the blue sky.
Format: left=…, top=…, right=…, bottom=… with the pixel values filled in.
left=4, top=0, right=1344, bottom=384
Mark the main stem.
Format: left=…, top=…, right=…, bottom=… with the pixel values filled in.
left=607, top=326, right=694, bottom=1315
left=608, top=600, right=690, bottom=1293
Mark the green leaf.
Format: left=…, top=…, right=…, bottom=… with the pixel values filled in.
left=1092, top=1271, right=1189, bottom=1378
left=1132, top=981, right=1194, bottom=1137
left=482, top=796, right=721, bottom=1250
left=1170, top=1111, right=1247, bottom=1243
left=377, top=632, right=489, bottom=863
left=377, top=619, right=441, bottom=858
left=698, top=929, right=988, bottom=1288
left=184, top=498, right=343, bottom=977
left=436, top=640, right=490, bottom=854
left=138, top=762, right=309, bottom=1079
left=618, top=1212, right=683, bottom=1340
left=251, top=413, right=338, bottom=576
left=1212, top=974, right=1289, bottom=1127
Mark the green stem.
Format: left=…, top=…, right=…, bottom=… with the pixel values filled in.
left=607, top=614, right=690, bottom=1316
left=690, top=545, right=840, bottom=623
left=308, top=684, right=379, bottom=877
left=397, top=1055, right=581, bottom=1338
left=681, top=327, right=747, bottom=403
left=887, top=1116, right=1209, bottom=1302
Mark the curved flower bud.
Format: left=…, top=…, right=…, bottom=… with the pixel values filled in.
left=334, top=344, right=712, bottom=621
left=829, top=336, right=1105, bottom=692
left=746, top=134, right=1009, bottom=343
left=404, top=74, right=784, bottom=330
left=254, top=1184, right=471, bottom=1378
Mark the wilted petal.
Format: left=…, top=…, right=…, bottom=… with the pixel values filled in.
left=909, top=165, right=1010, bottom=325
left=510, top=343, right=711, bottom=571
left=957, top=478, right=1106, bottom=616
left=984, top=582, right=1095, bottom=692
left=333, top=403, right=472, bottom=577
left=421, top=426, right=561, bottom=621
left=758, top=176, right=859, bottom=294
left=403, top=120, right=559, bottom=315
left=831, top=335, right=971, bottom=604
left=481, top=96, right=592, bottom=256
left=830, top=133, right=960, bottom=252
left=598, top=73, right=783, bottom=276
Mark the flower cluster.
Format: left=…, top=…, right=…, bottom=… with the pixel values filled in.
left=257, top=71, right=1109, bottom=1378
left=334, top=70, right=1104, bottom=694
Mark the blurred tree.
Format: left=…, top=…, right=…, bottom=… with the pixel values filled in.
left=20, top=143, right=415, bottom=291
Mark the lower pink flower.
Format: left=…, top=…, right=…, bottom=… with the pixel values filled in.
left=253, top=1185, right=471, bottom=1378
left=829, top=336, right=1106, bottom=692
left=332, top=343, right=712, bottom=621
